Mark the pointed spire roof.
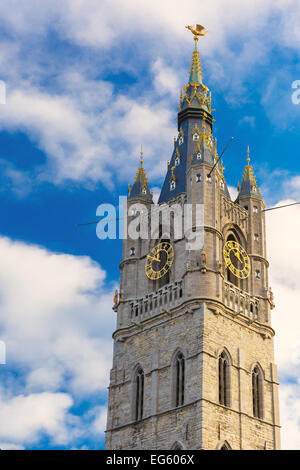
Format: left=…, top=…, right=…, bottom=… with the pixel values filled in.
left=238, top=146, right=262, bottom=198
left=159, top=26, right=216, bottom=205
left=179, top=30, right=213, bottom=115
left=188, top=39, right=203, bottom=84
left=128, top=147, right=152, bottom=200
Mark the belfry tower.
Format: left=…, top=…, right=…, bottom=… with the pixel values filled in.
left=105, top=27, right=280, bottom=450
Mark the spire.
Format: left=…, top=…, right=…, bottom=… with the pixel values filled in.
left=128, top=146, right=152, bottom=200
left=237, top=146, right=262, bottom=198
left=159, top=25, right=215, bottom=204
left=188, top=38, right=203, bottom=84
left=179, top=25, right=213, bottom=115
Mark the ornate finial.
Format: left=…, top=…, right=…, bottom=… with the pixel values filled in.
left=247, top=145, right=250, bottom=164
left=180, top=24, right=212, bottom=111
left=128, top=148, right=152, bottom=199
left=238, top=145, right=261, bottom=197
left=185, top=24, right=209, bottom=44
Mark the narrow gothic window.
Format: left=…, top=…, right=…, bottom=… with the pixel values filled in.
left=135, top=367, right=144, bottom=421
left=253, top=206, right=258, bottom=213
left=193, top=132, right=200, bottom=141
left=254, top=233, right=259, bottom=242
left=252, top=366, right=263, bottom=419
left=175, top=157, right=180, bottom=166
left=206, top=174, right=212, bottom=183
left=220, top=441, right=231, bottom=450
left=170, top=180, right=176, bottom=191
left=196, top=152, right=202, bottom=160
left=175, top=352, right=185, bottom=407
left=196, top=174, right=201, bottom=183
left=218, top=351, right=230, bottom=407
left=130, top=247, right=135, bottom=256
left=172, top=442, right=184, bottom=450
left=255, top=270, right=261, bottom=279
left=179, top=136, right=184, bottom=145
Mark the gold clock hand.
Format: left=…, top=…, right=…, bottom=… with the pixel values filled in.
left=233, top=249, right=243, bottom=263
left=147, top=251, right=160, bottom=262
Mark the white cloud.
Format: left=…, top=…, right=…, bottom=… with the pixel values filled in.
left=0, top=391, right=73, bottom=446
left=228, top=185, right=238, bottom=200
left=152, top=59, right=181, bottom=98
left=90, top=406, right=107, bottom=435
left=0, top=236, right=115, bottom=395
left=0, top=235, right=115, bottom=447
left=0, top=442, right=25, bottom=450
left=266, top=198, right=300, bottom=448
left=279, top=384, right=300, bottom=450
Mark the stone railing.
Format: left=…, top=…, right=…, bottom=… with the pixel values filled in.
left=130, top=280, right=184, bottom=323
left=223, top=280, right=259, bottom=321
left=222, top=197, right=248, bottom=230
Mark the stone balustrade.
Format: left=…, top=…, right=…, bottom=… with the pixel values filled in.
left=130, top=280, right=184, bottom=323
left=223, top=280, right=259, bottom=321
left=222, top=197, right=248, bottom=230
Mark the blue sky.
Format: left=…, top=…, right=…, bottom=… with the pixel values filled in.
left=1, top=0, right=300, bottom=450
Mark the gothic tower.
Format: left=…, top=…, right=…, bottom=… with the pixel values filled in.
left=105, top=29, right=280, bottom=450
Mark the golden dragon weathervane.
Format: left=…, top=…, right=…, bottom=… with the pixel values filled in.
left=185, top=24, right=209, bottom=42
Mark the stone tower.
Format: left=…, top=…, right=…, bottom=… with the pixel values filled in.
left=105, top=30, right=280, bottom=450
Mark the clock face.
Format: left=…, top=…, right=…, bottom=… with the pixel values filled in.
left=223, top=240, right=251, bottom=279
left=145, top=242, right=174, bottom=280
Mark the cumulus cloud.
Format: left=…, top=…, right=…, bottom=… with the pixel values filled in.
left=279, top=384, right=300, bottom=450
left=0, top=391, right=73, bottom=446
left=266, top=199, right=300, bottom=448
left=0, top=235, right=115, bottom=447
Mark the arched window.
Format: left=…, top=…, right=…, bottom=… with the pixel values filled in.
left=216, top=440, right=232, bottom=450
left=218, top=350, right=230, bottom=407
left=174, top=351, right=185, bottom=407
left=220, top=441, right=231, bottom=450
left=134, top=367, right=144, bottom=421
left=171, top=441, right=184, bottom=450
left=252, top=365, right=263, bottom=419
